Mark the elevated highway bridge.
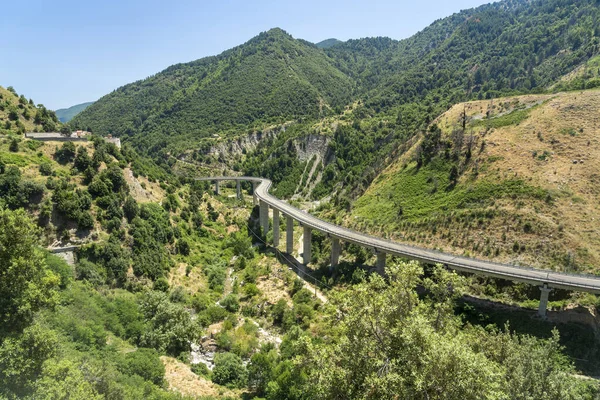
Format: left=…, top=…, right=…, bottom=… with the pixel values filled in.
left=197, top=176, right=600, bottom=317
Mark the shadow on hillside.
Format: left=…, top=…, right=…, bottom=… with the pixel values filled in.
left=457, top=296, right=600, bottom=376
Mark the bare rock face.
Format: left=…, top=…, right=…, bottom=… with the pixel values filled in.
left=294, top=134, right=330, bottom=162
left=209, top=123, right=290, bottom=160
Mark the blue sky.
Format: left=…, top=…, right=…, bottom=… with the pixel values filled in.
left=0, top=0, right=491, bottom=110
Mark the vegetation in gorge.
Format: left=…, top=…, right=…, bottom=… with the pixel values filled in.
left=4, top=0, right=600, bottom=398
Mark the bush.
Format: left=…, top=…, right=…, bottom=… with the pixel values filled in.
left=153, top=278, right=169, bottom=292
left=39, top=162, right=53, bottom=176
left=243, top=283, right=260, bottom=298
left=221, top=294, right=240, bottom=313
left=191, top=362, right=211, bottom=378
left=212, top=352, right=247, bottom=388
left=122, top=348, right=165, bottom=385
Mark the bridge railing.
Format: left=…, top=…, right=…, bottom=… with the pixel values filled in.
left=198, top=176, right=600, bottom=292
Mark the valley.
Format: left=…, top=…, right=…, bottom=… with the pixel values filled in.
left=3, top=0, right=600, bottom=398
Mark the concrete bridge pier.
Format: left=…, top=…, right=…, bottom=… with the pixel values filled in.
left=303, top=226, right=312, bottom=265
left=215, top=181, right=220, bottom=195
left=376, top=251, right=387, bottom=275
left=331, top=237, right=341, bottom=270
left=286, top=215, right=294, bottom=254
left=272, top=208, right=280, bottom=247
left=236, top=181, right=242, bottom=200
left=259, top=200, right=269, bottom=236
left=538, top=284, right=552, bottom=318
left=252, top=182, right=258, bottom=205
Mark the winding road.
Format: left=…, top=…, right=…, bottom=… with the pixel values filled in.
left=198, top=177, right=600, bottom=296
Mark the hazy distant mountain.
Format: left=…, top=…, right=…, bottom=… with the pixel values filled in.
left=315, top=38, right=342, bottom=49
left=55, top=101, right=94, bottom=122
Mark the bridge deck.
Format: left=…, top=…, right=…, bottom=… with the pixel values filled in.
left=199, top=176, right=600, bottom=293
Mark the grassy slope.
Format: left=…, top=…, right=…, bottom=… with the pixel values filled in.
left=0, top=86, right=49, bottom=133
left=346, top=88, right=600, bottom=273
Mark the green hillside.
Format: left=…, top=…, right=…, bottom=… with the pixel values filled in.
left=72, top=28, right=354, bottom=153
left=324, top=0, right=600, bottom=109
left=5, top=0, right=600, bottom=397
left=1, top=132, right=599, bottom=398
left=72, top=0, right=600, bottom=205
left=0, top=86, right=61, bottom=134
left=55, top=101, right=94, bottom=122
left=334, top=89, right=600, bottom=274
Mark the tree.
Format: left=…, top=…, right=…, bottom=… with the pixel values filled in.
left=88, top=176, right=111, bottom=198
left=296, top=261, right=592, bottom=399
left=224, top=230, right=254, bottom=259
left=220, top=294, right=240, bottom=313
left=31, top=359, right=102, bottom=400
left=212, top=352, right=247, bottom=388
left=248, top=346, right=277, bottom=395
left=138, top=291, right=200, bottom=355
left=0, top=323, right=59, bottom=398
left=449, top=164, right=459, bottom=186
left=39, top=162, right=53, bottom=176
left=9, top=138, right=18, bottom=152
left=0, top=208, right=60, bottom=336
left=123, top=196, right=139, bottom=222
left=176, top=238, right=190, bottom=256
left=74, top=146, right=92, bottom=171
left=55, top=141, right=76, bottom=163
left=60, top=125, right=71, bottom=136
left=122, top=348, right=165, bottom=385
left=8, top=107, right=19, bottom=121
left=105, top=163, right=126, bottom=192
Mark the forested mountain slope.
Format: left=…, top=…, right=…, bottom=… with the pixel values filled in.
left=325, top=0, right=600, bottom=109
left=72, top=28, right=354, bottom=153
left=72, top=0, right=600, bottom=210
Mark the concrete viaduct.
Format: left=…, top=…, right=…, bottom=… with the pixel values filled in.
left=198, top=176, right=600, bottom=317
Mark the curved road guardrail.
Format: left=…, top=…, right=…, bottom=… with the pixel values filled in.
left=198, top=176, right=600, bottom=296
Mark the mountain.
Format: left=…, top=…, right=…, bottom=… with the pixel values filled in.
left=72, top=0, right=600, bottom=178
left=72, top=28, right=354, bottom=153
left=0, top=86, right=61, bottom=134
left=5, top=1, right=600, bottom=397
left=238, top=0, right=600, bottom=204
left=55, top=101, right=94, bottom=122
left=323, top=0, right=600, bottom=109
left=315, top=38, right=342, bottom=49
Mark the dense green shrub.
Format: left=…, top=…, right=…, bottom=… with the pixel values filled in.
left=122, top=348, right=165, bottom=385
left=212, top=352, right=247, bottom=388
